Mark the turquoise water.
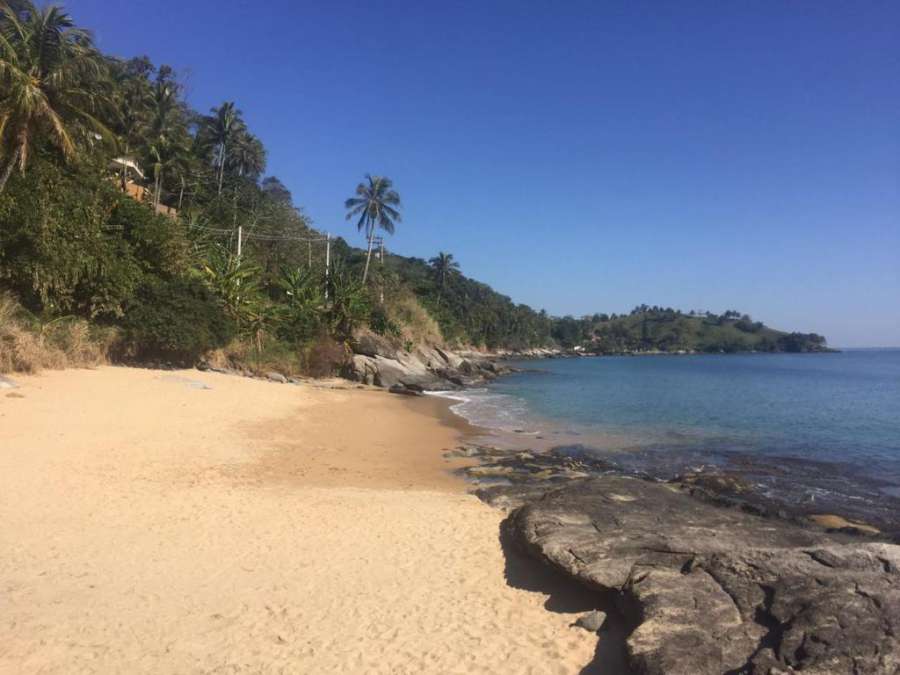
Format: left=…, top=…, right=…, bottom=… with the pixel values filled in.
left=446, top=350, right=900, bottom=519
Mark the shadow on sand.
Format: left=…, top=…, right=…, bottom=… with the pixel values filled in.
left=498, top=516, right=633, bottom=675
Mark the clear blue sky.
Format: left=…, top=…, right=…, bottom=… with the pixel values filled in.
left=71, top=1, right=899, bottom=347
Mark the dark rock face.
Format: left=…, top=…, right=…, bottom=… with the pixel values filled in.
left=501, top=476, right=900, bottom=675
left=388, top=383, right=423, bottom=396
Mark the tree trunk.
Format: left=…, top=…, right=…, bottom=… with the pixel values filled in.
left=177, top=176, right=185, bottom=210
left=154, top=171, right=162, bottom=210
left=217, top=143, right=226, bottom=196
left=0, top=148, right=21, bottom=195
left=232, top=185, right=238, bottom=228
left=361, top=220, right=375, bottom=284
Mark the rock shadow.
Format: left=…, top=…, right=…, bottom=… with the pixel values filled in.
left=498, top=516, right=632, bottom=675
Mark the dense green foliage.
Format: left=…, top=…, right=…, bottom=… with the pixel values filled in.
left=379, top=253, right=554, bottom=349
left=0, top=152, right=187, bottom=318
left=0, top=1, right=830, bottom=372
left=120, top=277, right=233, bottom=364
left=549, top=305, right=829, bottom=354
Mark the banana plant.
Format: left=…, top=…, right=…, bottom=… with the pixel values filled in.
left=273, top=266, right=325, bottom=341
left=324, top=261, right=371, bottom=339
left=199, top=244, right=265, bottom=333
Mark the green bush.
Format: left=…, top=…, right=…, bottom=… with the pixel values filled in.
left=120, top=277, right=233, bottom=365
left=0, top=154, right=188, bottom=319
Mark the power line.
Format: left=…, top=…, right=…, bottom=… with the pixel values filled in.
left=188, top=224, right=328, bottom=243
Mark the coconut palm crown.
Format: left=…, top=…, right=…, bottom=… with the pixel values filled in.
left=428, top=251, right=460, bottom=302
left=344, top=174, right=401, bottom=284
left=0, top=1, right=112, bottom=193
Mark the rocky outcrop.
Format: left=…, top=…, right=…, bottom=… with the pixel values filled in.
left=493, top=475, right=900, bottom=675
left=345, top=332, right=510, bottom=391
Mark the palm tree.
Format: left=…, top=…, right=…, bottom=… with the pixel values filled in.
left=0, top=2, right=111, bottom=193
left=109, top=57, right=153, bottom=187
left=227, top=129, right=265, bottom=180
left=199, top=101, right=243, bottom=196
left=429, top=251, right=460, bottom=304
left=344, top=174, right=401, bottom=284
left=143, top=74, right=191, bottom=209
left=147, top=135, right=191, bottom=210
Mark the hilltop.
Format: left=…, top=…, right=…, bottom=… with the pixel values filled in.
left=549, top=306, right=830, bottom=354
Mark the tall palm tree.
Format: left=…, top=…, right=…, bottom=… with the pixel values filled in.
left=0, top=1, right=111, bottom=193
left=143, top=73, right=189, bottom=208
left=429, top=251, right=460, bottom=304
left=344, top=174, right=401, bottom=284
left=227, top=129, right=265, bottom=180
left=199, top=101, right=243, bottom=196
left=109, top=57, right=152, bottom=187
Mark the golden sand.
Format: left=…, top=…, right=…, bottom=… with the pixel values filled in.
left=0, top=366, right=606, bottom=673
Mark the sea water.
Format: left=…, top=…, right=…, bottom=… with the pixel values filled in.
left=440, top=350, right=900, bottom=524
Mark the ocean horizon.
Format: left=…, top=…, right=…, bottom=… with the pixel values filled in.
left=439, top=349, right=900, bottom=529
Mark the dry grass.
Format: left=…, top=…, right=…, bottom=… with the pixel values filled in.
left=205, top=334, right=350, bottom=378
left=387, top=292, right=444, bottom=347
left=0, top=294, right=112, bottom=374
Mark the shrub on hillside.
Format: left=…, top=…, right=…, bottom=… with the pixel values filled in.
left=303, top=335, right=348, bottom=378
left=0, top=155, right=189, bottom=319
left=0, top=294, right=111, bottom=373
left=120, top=277, right=233, bottom=365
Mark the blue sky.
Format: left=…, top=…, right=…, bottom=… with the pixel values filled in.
left=71, top=1, right=899, bottom=347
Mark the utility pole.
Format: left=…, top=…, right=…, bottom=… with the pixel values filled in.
left=324, top=233, right=331, bottom=301
left=307, top=240, right=312, bottom=269
left=374, top=236, right=385, bottom=304
left=236, top=225, right=242, bottom=258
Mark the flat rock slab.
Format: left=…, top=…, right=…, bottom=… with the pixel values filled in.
left=504, top=476, right=900, bottom=675
left=160, top=375, right=211, bottom=390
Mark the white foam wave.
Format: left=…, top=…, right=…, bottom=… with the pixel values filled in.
left=427, top=389, right=539, bottom=434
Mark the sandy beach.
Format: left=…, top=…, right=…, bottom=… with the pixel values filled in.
left=0, top=366, right=607, bottom=674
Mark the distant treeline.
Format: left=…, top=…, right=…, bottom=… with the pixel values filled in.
left=549, top=306, right=829, bottom=354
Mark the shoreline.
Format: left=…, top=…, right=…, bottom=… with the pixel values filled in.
left=0, top=365, right=609, bottom=674
left=432, top=361, right=900, bottom=540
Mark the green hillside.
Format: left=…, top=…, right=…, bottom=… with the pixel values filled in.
left=0, top=3, right=829, bottom=376
left=550, top=306, right=830, bottom=354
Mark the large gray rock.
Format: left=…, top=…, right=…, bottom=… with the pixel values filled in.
left=505, top=476, right=900, bottom=675
left=350, top=331, right=398, bottom=360
left=347, top=354, right=378, bottom=385
left=345, top=353, right=447, bottom=390
left=345, top=332, right=508, bottom=391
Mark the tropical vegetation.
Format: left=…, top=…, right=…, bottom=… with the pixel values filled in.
left=0, top=1, right=829, bottom=376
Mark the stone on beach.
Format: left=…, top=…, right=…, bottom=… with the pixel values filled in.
left=493, top=475, right=900, bottom=675
left=574, top=610, right=606, bottom=632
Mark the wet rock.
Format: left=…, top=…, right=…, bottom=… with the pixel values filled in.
left=574, top=610, right=607, bottom=632
left=388, top=383, right=423, bottom=396
left=504, top=475, right=900, bottom=675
